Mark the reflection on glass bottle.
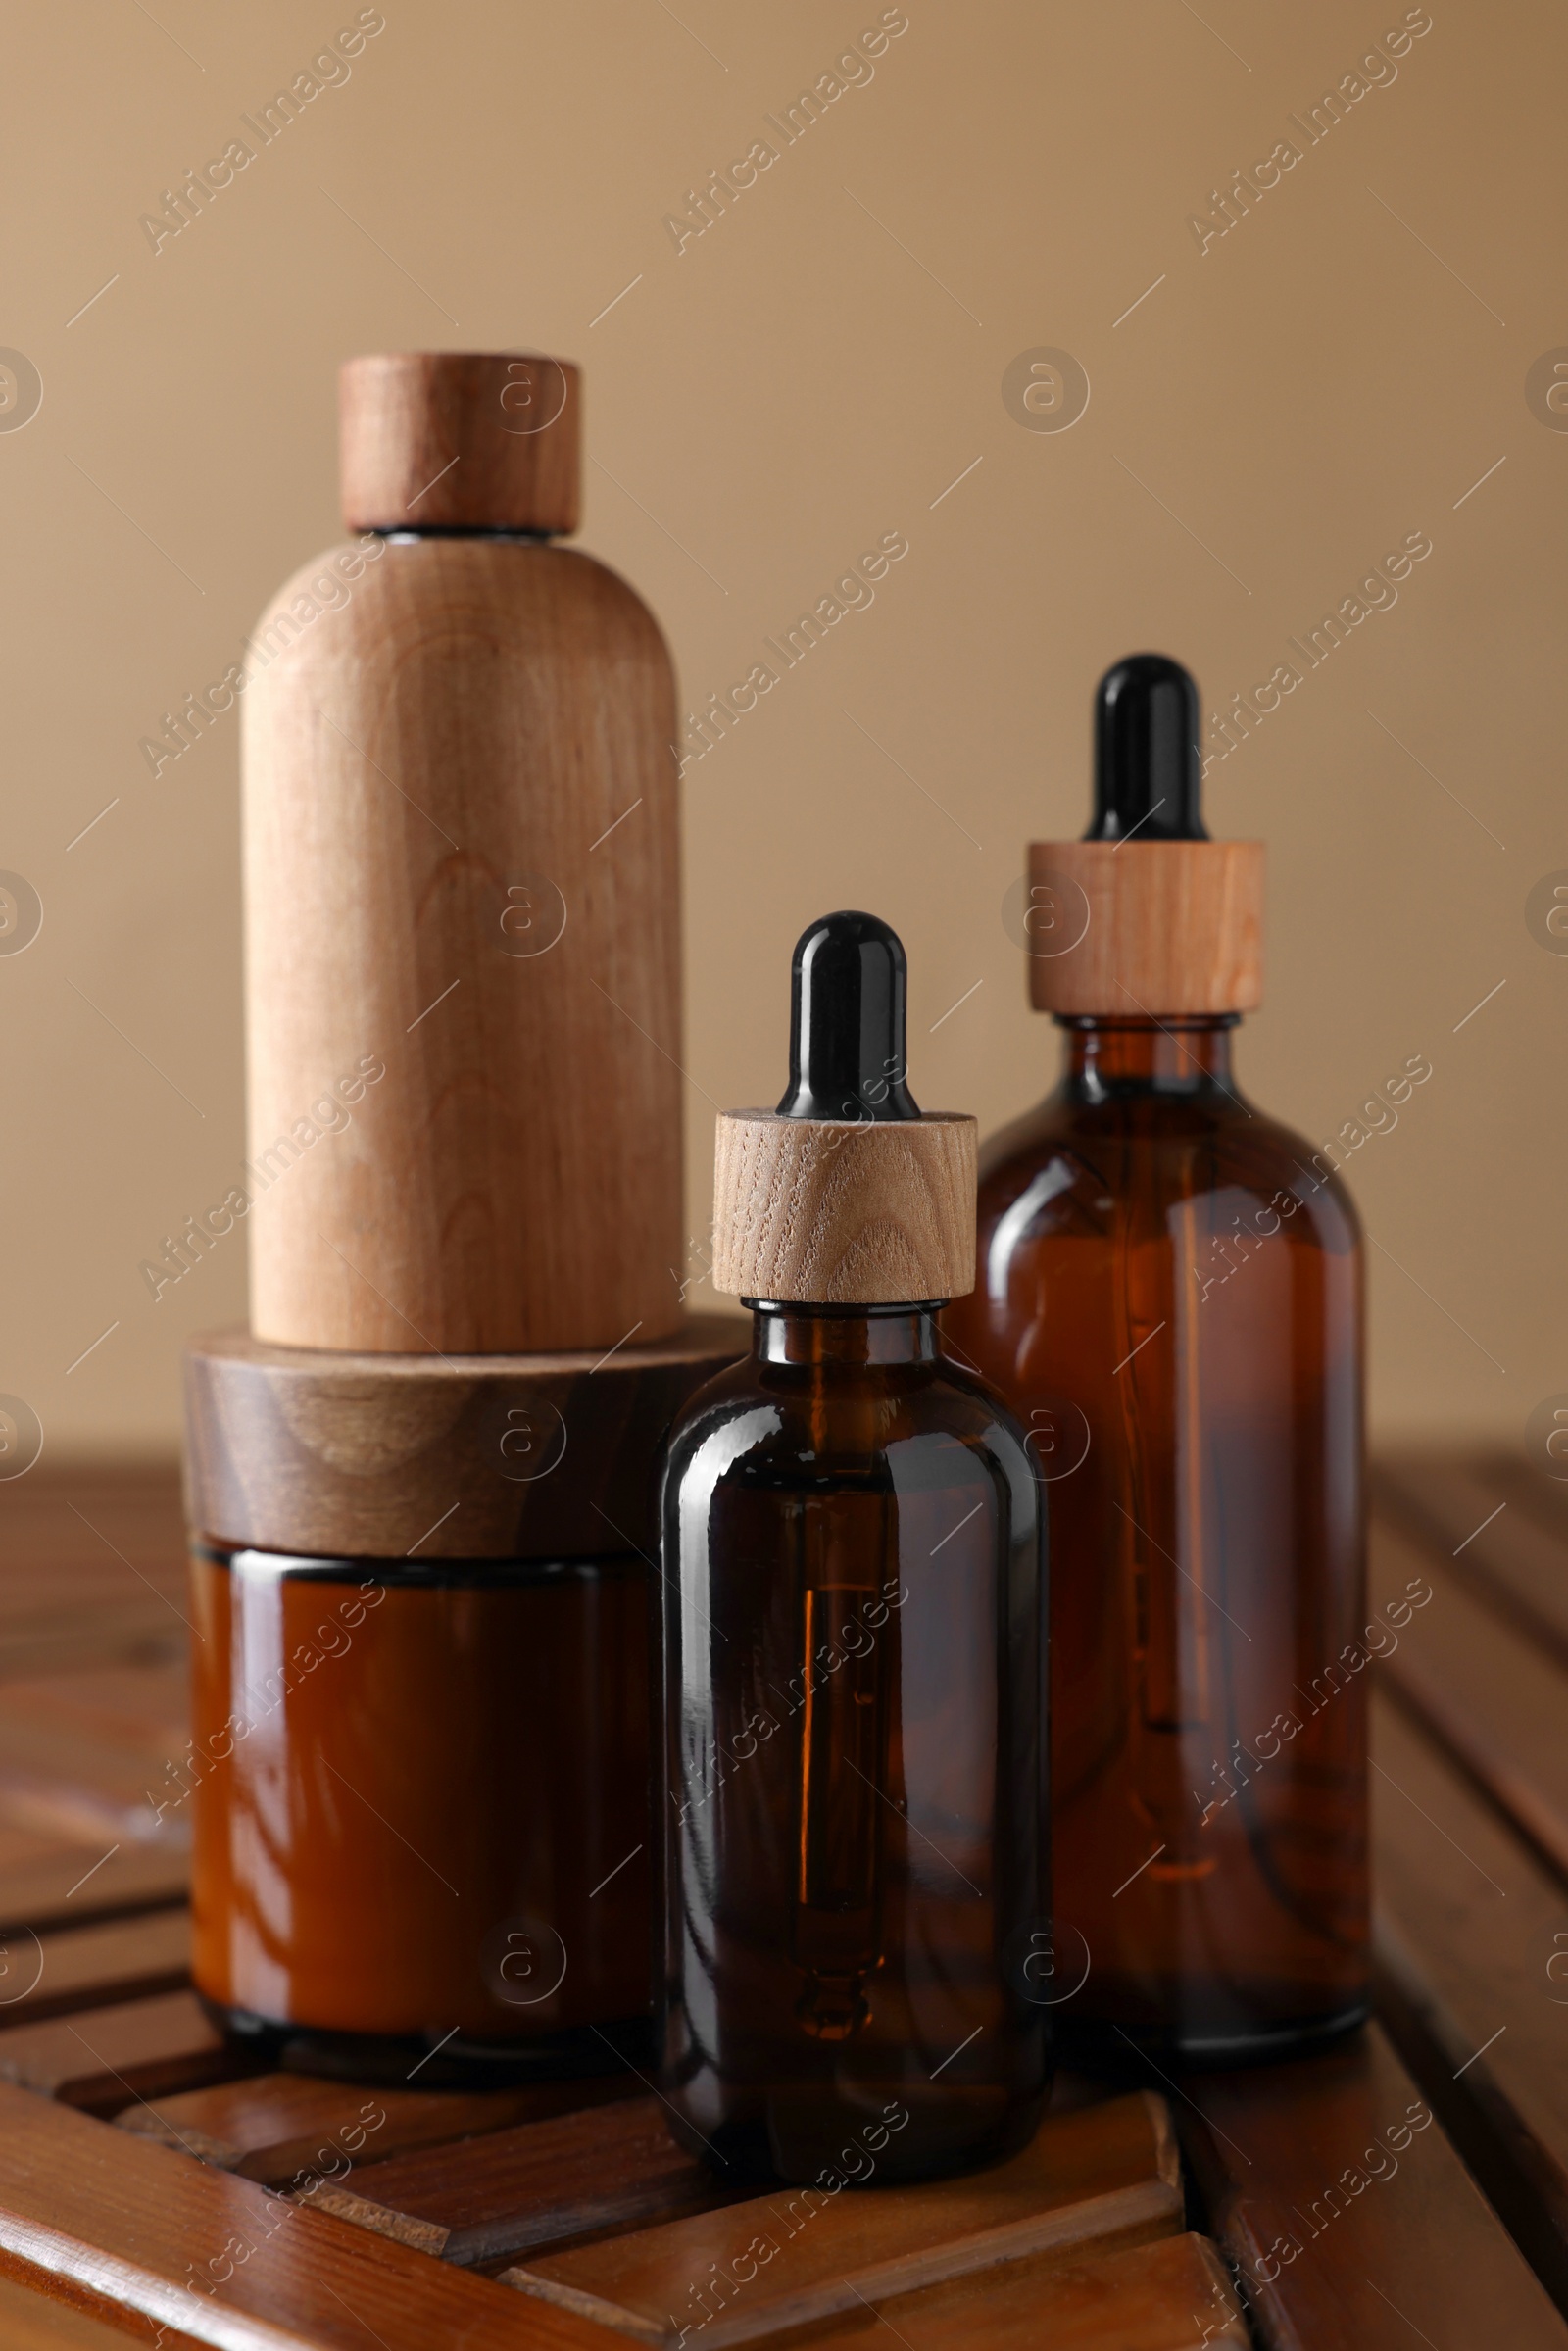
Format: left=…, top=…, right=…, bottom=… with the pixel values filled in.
left=792, top=1490, right=893, bottom=2040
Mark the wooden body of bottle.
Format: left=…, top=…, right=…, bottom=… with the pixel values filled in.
left=242, top=534, right=682, bottom=1354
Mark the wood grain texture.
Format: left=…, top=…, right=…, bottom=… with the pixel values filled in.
left=0, top=1610, right=181, bottom=1691
left=183, top=1318, right=745, bottom=1559
left=118, top=2070, right=636, bottom=2187
left=0, top=2264, right=192, bottom=2348
left=0, top=1471, right=191, bottom=1931
left=1025, top=841, right=1263, bottom=1017
left=1181, top=2022, right=1568, bottom=2350
left=0, top=2080, right=624, bottom=2351
left=0, top=1843, right=189, bottom=1943
left=2, top=1457, right=1562, bottom=2348
left=1371, top=1507, right=1568, bottom=1889
left=1376, top=1454, right=1568, bottom=1670
left=0, top=1659, right=190, bottom=1851
left=1372, top=1688, right=1568, bottom=2309
left=1, top=1661, right=187, bottom=1753
left=0, top=1464, right=188, bottom=1681
left=0, top=1463, right=186, bottom=1578
left=0, top=1908, right=188, bottom=2027
left=0, top=1989, right=239, bottom=2114
left=797, top=2232, right=1246, bottom=2351
left=339, top=352, right=581, bottom=534
left=243, top=532, right=682, bottom=1353
left=310, top=2094, right=738, bottom=2267
left=0, top=2252, right=228, bottom=2351
left=711, top=1113, right=977, bottom=1305
left=505, top=2092, right=1181, bottom=2345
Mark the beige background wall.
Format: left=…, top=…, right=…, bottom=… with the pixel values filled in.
left=2, top=0, right=1560, bottom=1455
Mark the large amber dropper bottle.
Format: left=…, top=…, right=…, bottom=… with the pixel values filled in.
left=660, top=912, right=1050, bottom=2180
left=945, top=657, right=1367, bottom=2067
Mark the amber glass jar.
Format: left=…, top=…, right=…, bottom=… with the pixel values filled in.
left=659, top=1301, right=1049, bottom=2182
left=190, top=1545, right=652, bottom=2080
left=945, top=1016, right=1366, bottom=2065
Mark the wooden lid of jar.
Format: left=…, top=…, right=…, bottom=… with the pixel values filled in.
left=339, top=352, right=581, bottom=534
left=710, top=1112, right=977, bottom=1305
left=183, top=1317, right=744, bottom=1562
left=1025, top=839, right=1264, bottom=1018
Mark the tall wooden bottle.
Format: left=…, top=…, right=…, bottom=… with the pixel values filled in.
left=183, top=353, right=739, bottom=2080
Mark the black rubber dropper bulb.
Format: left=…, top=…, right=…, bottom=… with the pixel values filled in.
left=1086, top=653, right=1208, bottom=844
left=775, top=910, right=921, bottom=1123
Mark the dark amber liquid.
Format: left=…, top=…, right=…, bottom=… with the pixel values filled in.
left=190, top=1547, right=652, bottom=2078
left=660, top=1306, right=1049, bottom=2182
left=944, top=1022, right=1367, bottom=2065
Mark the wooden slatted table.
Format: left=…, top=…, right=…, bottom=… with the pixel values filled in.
left=0, top=1458, right=1564, bottom=2347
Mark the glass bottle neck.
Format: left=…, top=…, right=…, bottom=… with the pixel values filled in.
left=1056, top=1016, right=1239, bottom=1101
left=750, top=1303, right=941, bottom=1367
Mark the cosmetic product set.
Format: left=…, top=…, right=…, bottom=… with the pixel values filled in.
left=184, top=355, right=1366, bottom=2178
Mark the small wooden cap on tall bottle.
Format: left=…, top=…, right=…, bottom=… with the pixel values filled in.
left=340, top=352, right=581, bottom=533
left=1027, top=654, right=1263, bottom=1019
left=710, top=913, right=977, bottom=1304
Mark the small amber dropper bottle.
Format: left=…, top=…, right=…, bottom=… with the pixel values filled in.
left=945, top=655, right=1367, bottom=2068
left=659, top=912, right=1050, bottom=2182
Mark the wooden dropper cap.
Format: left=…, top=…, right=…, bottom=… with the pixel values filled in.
left=712, top=913, right=977, bottom=1304
left=1028, top=654, right=1263, bottom=1018
left=339, top=352, right=581, bottom=533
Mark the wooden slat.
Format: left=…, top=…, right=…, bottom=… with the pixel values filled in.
left=1375, top=1454, right=1568, bottom=1667
left=800, top=2231, right=1247, bottom=2351
left=0, top=1451, right=1555, bottom=2350
left=1370, top=1462, right=1568, bottom=2312
left=1180, top=2020, right=1568, bottom=2348
left=505, top=2092, right=1182, bottom=2346
left=0, top=1607, right=183, bottom=1687
left=1373, top=1509, right=1568, bottom=1886
left=0, top=1827, right=169, bottom=1935
left=0, top=1659, right=192, bottom=1848
left=1373, top=1687, right=1568, bottom=2309
left=0, top=2261, right=201, bottom=2347
left=309, top=2093, right=739, bottom=2266
left=0, top=1464, right=186, bottom=1571
left=0, top=1468, right=190, bottom=1681
left=0, top=2080, right=629, bottom=2351
left=0, top=1990, right=242, bottom=2114
left=0, top=1763, right=186, bottom=1859
left=0, top=1837, right=188, bottom=1937
left=0, top=2250, right=216, bottom=2351
left=0, top=1661, right=189, bottom=1747
left=1, top=1907, right=188, bottom=2026
left=119, top=2069, right=638, bottom=2186
left=0, top=2262, right=187, bottom=2346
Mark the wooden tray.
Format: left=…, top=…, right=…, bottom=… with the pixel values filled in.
left=0, top=1461, right=1564, bottom=2347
